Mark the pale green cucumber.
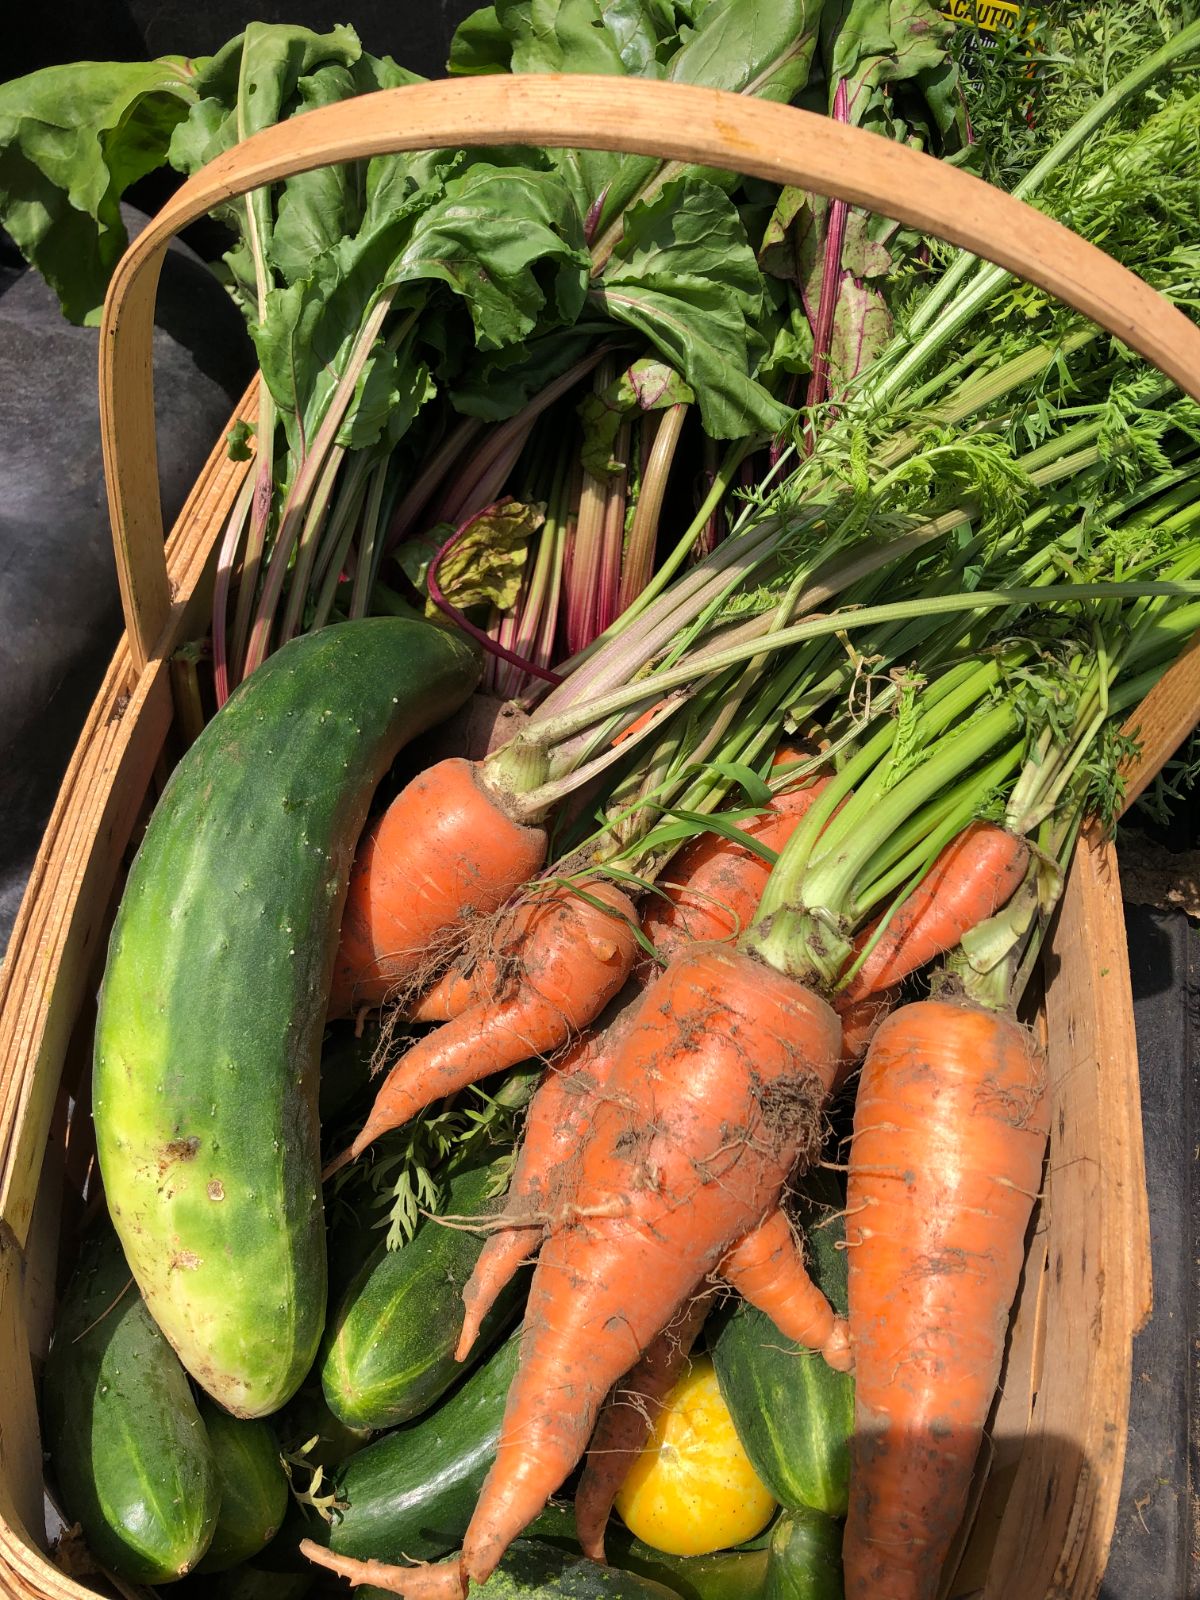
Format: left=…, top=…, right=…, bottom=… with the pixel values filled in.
left=93, top=618, right=479, bottom=1417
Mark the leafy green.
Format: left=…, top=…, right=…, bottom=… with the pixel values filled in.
left=165, top=24, right=369, bottom=310
left=467, top=0, right=676, bottom=217
left=594, top=176, right=789, bottom=438
left=448, top=6, right=515, bottom=75
left=255, top=157, right=588, bottom=457
left=388, top=160, right=589, bottom=347
left=579, top=358, right=695, bottom=475
left=266, top=57, right=425, bottom=286
left=499, top=0, right=663, bottom=75
left=821, top=0, right=961, bottom=138
left=449, top=324, right=609, bottom=419
left=398, top=499, right=546, bottom=617
left=167, top=23, right=362, bottom=171
left=0, top=58, right=199, bottom=323
left=592, top=0, right=825, bottom=240
left=225, top=418, right=255, bottom=460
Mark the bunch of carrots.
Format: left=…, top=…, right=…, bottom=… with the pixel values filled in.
left=297, top=19, right=1200, bottom=1597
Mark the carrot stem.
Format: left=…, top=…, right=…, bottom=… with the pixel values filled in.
left=850, top=742, right=1024, bottom=919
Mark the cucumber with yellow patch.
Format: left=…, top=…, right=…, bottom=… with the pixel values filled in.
left=93, top=618, right=479, bottom=1418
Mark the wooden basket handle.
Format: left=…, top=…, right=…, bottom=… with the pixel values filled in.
left=101, top=74, right=1200, bottom=784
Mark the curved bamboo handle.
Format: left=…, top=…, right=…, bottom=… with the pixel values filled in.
left=101, top=73, right=1200, bottom=673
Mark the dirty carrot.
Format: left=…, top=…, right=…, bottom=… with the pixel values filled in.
left=456, top=1023, right=625, bottom=1363
left=837, top=822, right=1029, bottom=1004
left=328, top=881, right=639, bottom=1176
left=720, top=1207, right=852, bottom=1372
left=329, top=756, right=549, bottom=1017
left=575, top=1291, right=714, bottom=1562
left=841, top=997, right=1049, bottom=1600
left=306, top=941, right=841, bottom=1596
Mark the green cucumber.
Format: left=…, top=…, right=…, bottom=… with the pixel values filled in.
left=93, top=618, right=479, bottom=1418
left=42, top=1228, right=220, bottom=1584
left=761, top=1511, right=843, bottom=1600
left=321, top=1157, right=521, bottom=1431
left=311, top=1326, right=521, bottom=1566
left=712, top=1175, right=854, bottom=1517
left=195, top=1399, right=289, bottom=1573
left=528, top=1505, right=769, bottom=1600
left=362, top=1542, right=680, bottom=1600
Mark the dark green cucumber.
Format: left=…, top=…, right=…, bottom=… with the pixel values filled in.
left=311, top=1326, right=521, bottom=1565
left=195, top=1398, right=289, bottom=1573
left=712, top=1174, right=854, bottom=1517
left=361, top=1542, right=680, bottom=1600
left=93, top=618, right=479, bottom=1418
left=42, top=1228, right=220, bottom=1584
left=528, top=1504, right=768, bottom=1600
left=321, top=1156, right=521, bottom=1431
left=761, top=1511, right=843, bottom=1600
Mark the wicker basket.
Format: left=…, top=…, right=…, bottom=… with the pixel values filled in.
left=2, top=75, right=1198, bottom=1600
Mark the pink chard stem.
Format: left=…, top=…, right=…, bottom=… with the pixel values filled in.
left=804, top=77, right=851, bottom=433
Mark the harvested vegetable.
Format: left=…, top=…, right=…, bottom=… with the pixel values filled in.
left=761, top=1510, right=844, bottom=1600
left=575, top=1293, right=713, bottom=1560
left=43, top=1228, right=220, bottom=1584
left=613, top=1355, right=777, bottom=1559
left=712, top=1175, right=854, bottom=1519
left=456, top=1023, right=626, bottom=1364
left=306, top=942, right=842, bottom=1595
left=841, top=998, right=1049, bottom=1598
left=721, top=1209, right=850, bottom=1372
left=332, top=879, right=639, bottom=1170
left=93, top=618, right=478, bottom=1417
left=638, top=775, right=830, bottom=969
left=194, top=1400, right=288, bottom=1575
left=838, top=821, right=1030, bottom=1003
left=329, top=757, right=549, bottom=1017
left=321, top=1158, right=522, bottom=1432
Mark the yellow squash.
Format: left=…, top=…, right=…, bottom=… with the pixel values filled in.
left=615, top=1355, right=777, bottom=1557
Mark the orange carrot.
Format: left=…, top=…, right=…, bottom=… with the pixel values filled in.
left=842, top=998, right=1049, bottom=1600
left=640, top=775, right=830, bottom=970
left=574, top=1291, right=714, bottom=1561
left=830, top=985, right=900, bottom=1093
left=329, top=757, right=548, bottom=1018
left=574, top=1204, right=851, bottom=1561
left=455, top=1027, right=623, bottom=1363
left=415, top=771, right=830, bottom=1012
left=306, top=941, right=841, bottom=1597
left=408, top=959, right=479, bottom=1025
left=720, top=1207, right=851, bottom=1372
left=335, top=881, right=639, bottom=1170
left=838, top=822, right=1028, bottom=1005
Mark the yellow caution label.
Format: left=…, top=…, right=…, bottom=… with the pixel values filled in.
left=941, top=0, right=1021, bottom=31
